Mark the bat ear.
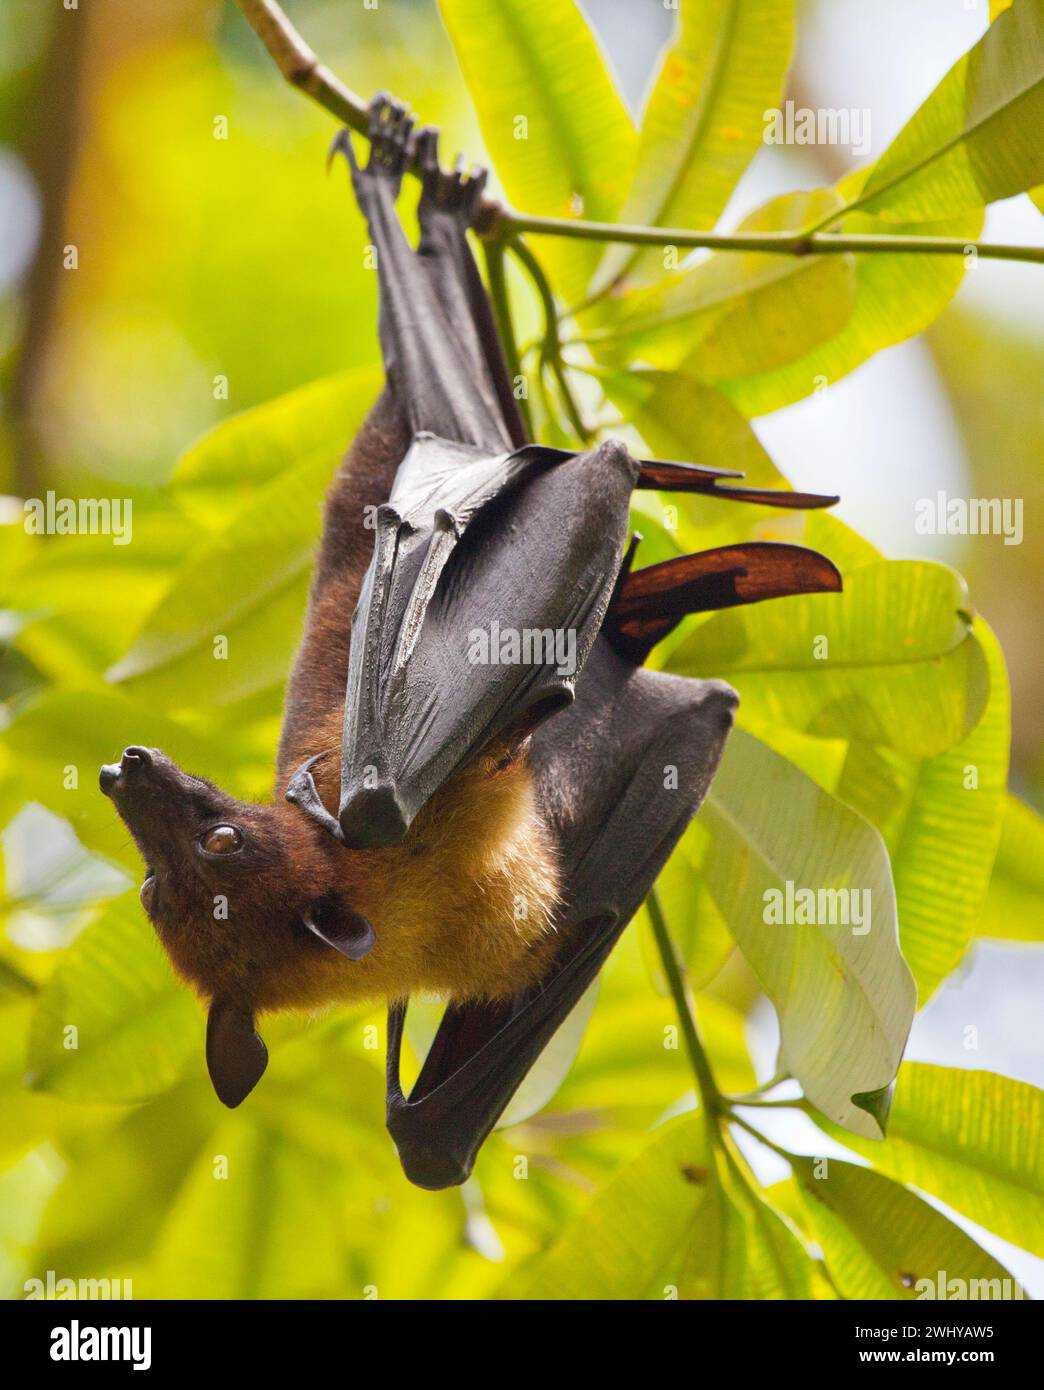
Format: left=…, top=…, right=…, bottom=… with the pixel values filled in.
left=206, top=1000, right=268, bottom=1108
left=301, top=896, right=376, bottom=961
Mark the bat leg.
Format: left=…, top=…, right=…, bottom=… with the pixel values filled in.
left=385, top=639, right=736, bottom=1188
left=331, top=96, right=511, bottom=453
left=413, top=125, right=528, bottom=448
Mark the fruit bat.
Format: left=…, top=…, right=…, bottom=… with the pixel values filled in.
left=99, top=95, right=841, bottom=1190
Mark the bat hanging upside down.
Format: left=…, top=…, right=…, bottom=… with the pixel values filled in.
left=100, top=95, right=842, bottom=1189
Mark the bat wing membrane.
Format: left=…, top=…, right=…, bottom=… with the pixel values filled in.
left=333, top=437, right=639, bottom=846
left=386, top=640, right=737, bottom=1188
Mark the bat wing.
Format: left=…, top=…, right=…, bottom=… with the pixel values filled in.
left=323, top=435, right=640, bottom=846
left=605, top=541, right=843, bottom=663
left=635, top=457, right=839, bottom=509
left=385, top=638, right=737, bottom=1189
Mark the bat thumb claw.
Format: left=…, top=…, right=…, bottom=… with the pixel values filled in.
left=327, top=128, right=356, bottom=174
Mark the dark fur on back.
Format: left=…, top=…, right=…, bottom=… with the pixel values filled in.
left=276, top=387, right=410, bottom=784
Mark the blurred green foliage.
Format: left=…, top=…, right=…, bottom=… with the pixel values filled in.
left=0, top=0, right=1042, bottom=1300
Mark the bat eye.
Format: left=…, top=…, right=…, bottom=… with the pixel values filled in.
left=199, top=824, right=243, bottom=857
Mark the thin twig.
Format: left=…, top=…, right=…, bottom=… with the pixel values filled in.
left=232, top=0, right=1044, bottom=267
left=482, top=240, right=533, bottom=438
left=507, top=237, right=591, bottom=442
left=511, top=214, right=1044, bottom=265
left=235, top=0, right=367, bottom=128
left=233, top=0, right=506, bottom=235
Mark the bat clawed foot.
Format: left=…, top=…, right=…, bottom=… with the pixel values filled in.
left=365, top=92, right=415, bottom=193
left=330, top=94, right=416, bottom=201
left=414, top=124, right=488, bottom=228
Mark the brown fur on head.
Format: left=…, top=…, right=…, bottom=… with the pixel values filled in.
left=99, top=735, right=562, bottom=1020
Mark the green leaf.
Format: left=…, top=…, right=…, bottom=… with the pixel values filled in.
left=978, top=794, right=1044, bottom=941
left=106, top=452, right=332, bottom=706
left=106, top=369, right=380, bottom=702
left=437, top=0, right=636, bottom=302
left=592, top=189, right=856, bottom=376
left=170, top=367, right=381, bottom=528
left=842, top=0, right=1044, bottom=224
left=670, top=561, right=987, bottom=758
left=611, top=368, right=785, bottom=489
left=505, top=1116, right=813, bottom=1298
left=821, top=1063, right=1044, bottom=1256
left=145, top=1117, right=350, bottom=1298
left=592, top=0, right=796, bottom=291
left=790, top=1153, right=1024, bottom=1300
left=3, top=688, right=250, bottom=871
left=699, top=729, right=916, bottom=1139
left=551, top=991, right=755, bottom=1129
left=33, top=1086, right=218, bottom=1273
left=721, top=191, right=981, bottom=416
left=837, top=621, right=1010, bottom=1000
left=26, top=894, right=199, bottom=1103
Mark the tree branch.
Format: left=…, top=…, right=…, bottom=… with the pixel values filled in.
left=232, top=0, right=1044, bottom=267
left=235, top=0, right=367, bottom=128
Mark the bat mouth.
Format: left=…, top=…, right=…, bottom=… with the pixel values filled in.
left=140, top=869, right=157, bottom=913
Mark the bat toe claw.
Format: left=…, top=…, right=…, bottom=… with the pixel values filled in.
left=285, top=756, right=346, bottom=843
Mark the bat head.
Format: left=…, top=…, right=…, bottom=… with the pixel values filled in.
left=99, top=745, right=376, bottom=1106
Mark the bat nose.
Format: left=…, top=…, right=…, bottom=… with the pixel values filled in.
left=338, top=782, right=410, bottom=848
left=98, top=745, right=153, bottom=795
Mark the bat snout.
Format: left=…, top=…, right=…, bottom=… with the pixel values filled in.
left=98, top=746, right=159, bottom=796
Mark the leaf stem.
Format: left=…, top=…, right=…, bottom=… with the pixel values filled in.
left=510, top=216, right=1044, bottom=265
left=728, top=1109, right=796, bottom=1163
left=482, top=239, right=533, bottom=439
left=507, top=237, right=591, bottom=443
left=646, top=888, right=721, bottom=1117
left=232, top=0, right=1044, bottom=268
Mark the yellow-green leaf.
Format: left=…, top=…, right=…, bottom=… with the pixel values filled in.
left=505, top=1116, right=813, bottom=1299
left=820, top=1063, right=1044, bottom=1256
left=791, top=1153, right=1024, bottom=1300
left=592, top=0, right=796, bottom=291
left=978, top=794, right=1044, bottom=942
left=837, top=621, right=1010, bottom=1000
left=670, top=561, right=987, bottom=758
left=845, top=0, right=1044, bottom=224
left=699, top=729, right=916, bottom=1139
left=437, top=0, right=636, bottom=302
left=26, top=894, right=198, bottom=1103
